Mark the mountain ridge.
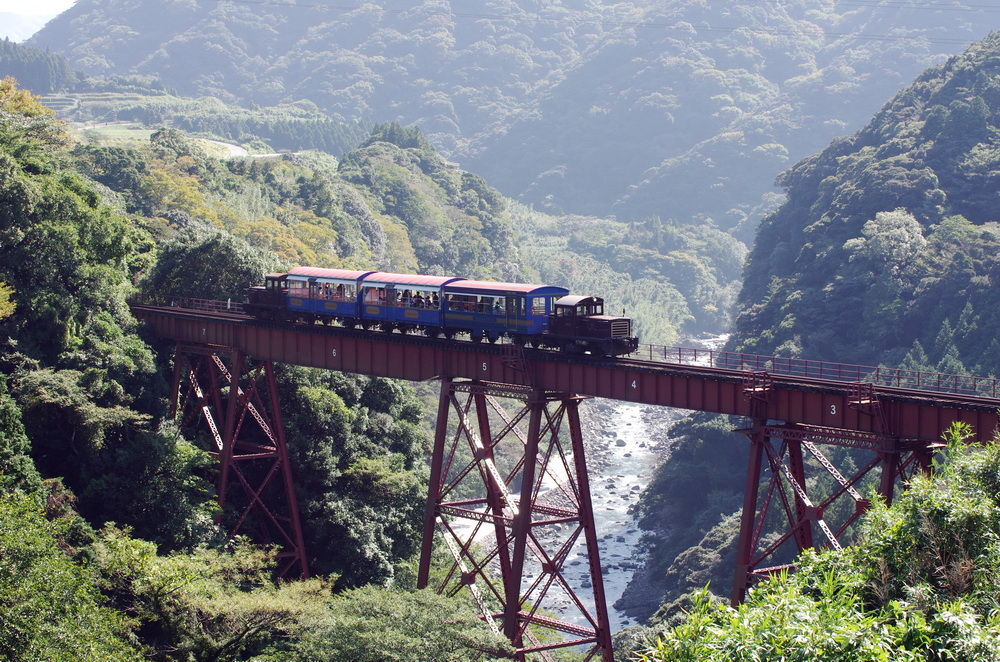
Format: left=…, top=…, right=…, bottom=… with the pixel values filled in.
left=29, top=0, right=995, bottom=234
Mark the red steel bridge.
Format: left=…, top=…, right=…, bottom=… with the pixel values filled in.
left=131, top=298, right=1000, bottom=662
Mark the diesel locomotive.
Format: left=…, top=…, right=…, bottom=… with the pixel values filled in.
left=246, top=266, right=638, bottom=356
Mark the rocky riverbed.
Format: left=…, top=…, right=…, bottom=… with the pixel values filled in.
left=546, top=399, right=685, bottom=630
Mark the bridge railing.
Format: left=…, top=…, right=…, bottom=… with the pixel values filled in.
left=629, top=344, right=1000, bottom=399
left=130, top=294, right=246, bottom=315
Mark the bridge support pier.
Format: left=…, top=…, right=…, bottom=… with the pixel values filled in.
left=171, top=344, right=308, bottom=578
left=418, top=379, right=614, bottom=662
left=730, top=420, right=934, bottom=604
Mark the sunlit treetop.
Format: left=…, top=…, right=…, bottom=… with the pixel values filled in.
left=0, top=76, right=53, bottom=117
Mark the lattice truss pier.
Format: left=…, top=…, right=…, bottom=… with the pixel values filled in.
left=417, top=378, right=614, bottom=662
left=171, top=343, right=308, bottom=579
left=731, top=379, right=936, bottom=603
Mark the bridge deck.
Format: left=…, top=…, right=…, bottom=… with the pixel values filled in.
left=132, top=303, right=1000, bottom=444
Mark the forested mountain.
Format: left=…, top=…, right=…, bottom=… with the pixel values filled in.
left=29, top=0, right=994, bottom=236
left=8, top=0, right=1000, bottom=657
left=0, top=38, right=74, bottom=94
left=619, top=30, right=1000, bottom=644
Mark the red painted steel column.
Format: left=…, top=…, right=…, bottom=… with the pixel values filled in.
left=878, top=439, right=899, bottom=507
left=218, top=350, right=245, bottom=510
left=505, top=391, right=543, bottom=649
left=732, top=419, right=766, bottom=605
left=566, top=397, right=615, bottom=662
left=169, top=344, right=182, bottom=419
left=418, top=377, right=452, bottom=589
left=263, top=361, right=309, bottom=578
left=787, top=439, right=814, bottom=552
left=474, top=390, right=514, bottom=605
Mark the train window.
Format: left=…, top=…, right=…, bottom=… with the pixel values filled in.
left=506, top=296, right=525, bottom=317
left=447, top=294, right=473, bottom=311
left=287, top=279, right=309, bottom=297
left=531, top=298, right=546, bottom=314
left=363, top=286, right=385, bottom=303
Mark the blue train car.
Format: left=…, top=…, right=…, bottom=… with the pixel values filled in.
left=283, top=266, right=372, bottom=324
left=357, top=272, right=462, bottom=331
left=441, top=280, right=569, bottom=342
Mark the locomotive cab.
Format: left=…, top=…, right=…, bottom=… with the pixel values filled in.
left=245, top=273, right=288, bottom=319
left=548, top=295, right=638, bottom=355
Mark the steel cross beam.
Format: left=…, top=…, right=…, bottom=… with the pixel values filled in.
left=171, top=344, right=309, bottom=578
left=418, top=379, right=614, bottom=662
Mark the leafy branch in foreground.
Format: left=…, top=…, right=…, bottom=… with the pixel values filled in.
left=632, top=422, right=1000, bottom=662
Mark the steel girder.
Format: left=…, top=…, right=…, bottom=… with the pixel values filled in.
left=418, top=379, right=614, bottom=662
left=134, top=305, right=1000, bottom=445
left=172, top=344, right=309, bottom=578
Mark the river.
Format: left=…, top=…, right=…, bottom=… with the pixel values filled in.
left=532, top=332, right=729, bottom=631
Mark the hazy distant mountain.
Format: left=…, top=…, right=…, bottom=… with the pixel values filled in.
left=30, top=1, right=994, bottom=235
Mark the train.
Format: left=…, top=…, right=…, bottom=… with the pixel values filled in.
left=245, top=266, right=639, bottom=356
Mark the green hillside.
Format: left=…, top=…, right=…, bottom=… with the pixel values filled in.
left=734, top=32, right=1000, bottom=378
left=629, top=425, right=1000, bottom=661
left=0, top=79, right=515, bottom=661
